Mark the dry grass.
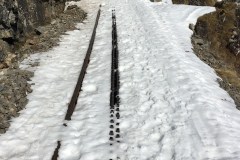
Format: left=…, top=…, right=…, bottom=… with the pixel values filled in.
left=216, top=69, right=240, bottom=88
left=193, top=2, right=240, bottom=107
left=197, top=3, right=238, bottom=66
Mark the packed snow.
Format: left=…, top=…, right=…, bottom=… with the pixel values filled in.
left=1, top=0, right=240, bottom=159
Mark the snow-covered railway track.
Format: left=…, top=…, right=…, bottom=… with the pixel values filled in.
left=109, top=10, right=121, bottom=148
left=51, top=7, right=101, bottom=160
left=65, top=7, right=101, bottom=122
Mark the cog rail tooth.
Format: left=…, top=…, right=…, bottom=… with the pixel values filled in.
left=109, top=9, right=121, bottom=159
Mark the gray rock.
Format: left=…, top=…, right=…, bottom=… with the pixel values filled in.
left=233, top=31, right=238, bottom=36
left=0, top=129, right=5, bottom=134
left=67, top=5, right=78, bottom=10
left=8, top=11, right=16, bottom=25
left=0, top=0, right=86, bottom=135
left=214, top=1, right=224, bottom=8
left=51, top=20, right=57, bottom=25
left=34, top=27, right=45, bottom=35
left=0, top=121, right=10, bottom=129
left=0, top=30, right=13, bottom=39
left=194, top=20, right=208, bottom=39
left=193, top=38, right=204, bottom=45
left=229, top=38, right=237, bottom=43
left=0, top=85, right=4, bottom=92
left=189, top=23, right=195, bottom=31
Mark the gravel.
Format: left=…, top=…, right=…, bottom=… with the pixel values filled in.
left=0, top=6, right=86, bottom=134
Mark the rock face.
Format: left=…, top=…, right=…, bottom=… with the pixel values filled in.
left=0, top=1, right=86, bottom=134
left=192, top=2, right=240, bottom=108
left=193, top=3, right=239, bottom=58
left=0, top=0, right=66, bottom=67
left=227, top=7, right=240, bottom=56
left=174, top=1, right=240, bottom=108
left=172, top=0, right=216, bottom=6
left=172, top=0, right=240, bottom=6
left=0, top=69, right=33, bottom=134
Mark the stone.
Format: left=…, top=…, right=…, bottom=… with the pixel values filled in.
left=0, top=0, right=86, bottom=134
left=229, top=38, right=237, bottom=43
left=0, top=122, right=10, bottom=129
left=0, top=62, right=8, bottom=69
left=193, top=38, right=204, bottom=45
left=26, top=86, right=32, bottom=93
left=9, top=107, right=17, bottom=116
left=214, top=1, right=225, bottom=8
left=67, top=5, right=78, bottom=10
left=28, top=40, right=35, bottom=45
left=4, top=53, right=16, bottom=66
left=189, top=23, right=195, bottom=31
left=8, top=11, right=16, bottom=25
left=194, top=20, right=208, bottom=39
left=233, top=31, right=238, bottom=36
left=0, top=85, right=4, bottom=92
left=27, top=39, right=38, bottom=45
left=172, top=0, right=215, bottom=6
left=51, top=20, right=57, bottom=25
left=0, top=30, right=13, bottom=39
left=34, top=27, right=44, bottom=35
left=0, top=50, right=4, bottom=62
left=0, top=129, right=5, bottom=134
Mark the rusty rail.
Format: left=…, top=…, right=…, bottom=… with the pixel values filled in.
left=51, top=7, right=101, bottom=160
left=65, top=7, right=101, bottom=120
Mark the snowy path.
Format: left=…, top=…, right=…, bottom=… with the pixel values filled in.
left=116, top=0, right=240, bottom=159
left=1, top=0, right=240, bottom=159
left=59, top=3, right=113, bottom=159
left=0, top=0, right=104, bottom=159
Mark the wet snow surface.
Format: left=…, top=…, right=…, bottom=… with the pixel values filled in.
left=1, top=0, right=240, bottom=159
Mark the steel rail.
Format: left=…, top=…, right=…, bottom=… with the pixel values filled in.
left=109, top=9, right=121, bottom=152
left=65, top=7, right=101, bottom=121
left=51, top=6, right=101, bottom=160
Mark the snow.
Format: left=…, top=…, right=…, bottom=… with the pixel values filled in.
left=64, top=1, right=81, bottom=11
left=59, top=2, right=112, bottom=159
left=1, top=0, right=240, bottom=159
left=0, top=0, right=102, bottom=159
left=82, top=84, right=98, bottom=93
left=116, top=0, right=240, bottom=159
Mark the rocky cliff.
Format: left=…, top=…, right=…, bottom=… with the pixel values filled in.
left=172, top=0, right=240, bottom=108
left=0, top=0, right=86, bottom=134
left=191, top=2, right=240, bottom=108
left=0, top=0, right=66, bottom=68
left=172, top=0, right=240, bottom=6
left=172, top=0, right=216, bottom=6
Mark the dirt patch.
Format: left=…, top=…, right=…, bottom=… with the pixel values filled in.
left=0, top=6, right=86, bottom=134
